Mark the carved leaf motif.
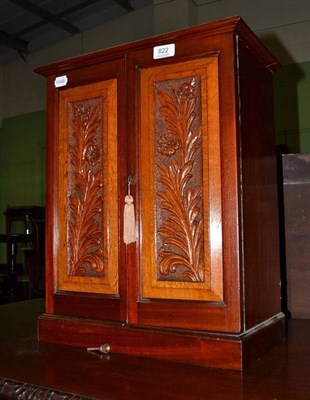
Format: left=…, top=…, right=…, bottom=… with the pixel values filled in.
left=156, top=77, right=204, bottom=282
left=67, top=99, right=104, bottom=277
left=0, top=378, right=93, bottom=400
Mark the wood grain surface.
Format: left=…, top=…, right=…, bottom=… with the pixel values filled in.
left=0, top=300, right=308, bottom=400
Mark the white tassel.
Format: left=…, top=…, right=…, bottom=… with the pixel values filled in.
left=123, top=179, right=136, bottom=244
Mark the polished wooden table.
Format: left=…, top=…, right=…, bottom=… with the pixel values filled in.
left=0, top=300, right=309, bottom=400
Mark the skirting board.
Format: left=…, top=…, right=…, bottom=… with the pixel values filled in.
left=38, top=312, right=286, bottom=371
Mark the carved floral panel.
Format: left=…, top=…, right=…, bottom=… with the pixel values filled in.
left=57, top=79, right=118, bottom=295
left=154, top=76, right=205, bottom=283
left=141, top=57, right=223, bottom=301
left=67, top=97, right=105, bottom=278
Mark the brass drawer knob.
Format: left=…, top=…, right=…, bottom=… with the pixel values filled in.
left=87, top=343, right=111, bottom=354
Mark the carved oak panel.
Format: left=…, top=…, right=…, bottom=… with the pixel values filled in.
left=154, top=76, right=204, bottom=283
left=67, top=97, right=104, bottom=278
left=140, top=57, right=223, bottom=301
left=57, top=80, right=119, bottom=295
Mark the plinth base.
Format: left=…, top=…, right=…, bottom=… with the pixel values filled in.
left=38, top=312, right=285, bottom=370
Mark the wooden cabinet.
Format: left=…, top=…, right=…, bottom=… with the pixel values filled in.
left=36, top=17, right=285, bottom=370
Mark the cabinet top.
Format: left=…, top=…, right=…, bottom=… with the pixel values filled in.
left=35, top=16, right=280, bottom=76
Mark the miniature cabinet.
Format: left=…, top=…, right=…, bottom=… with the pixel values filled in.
left=36, top=17, right=285, bottom=370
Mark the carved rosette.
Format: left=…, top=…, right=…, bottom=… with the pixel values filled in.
left=155, top=76, right=205, bottom=283
left=67, top=98, right=105, bottom=277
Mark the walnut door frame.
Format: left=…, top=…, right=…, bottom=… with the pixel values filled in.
left=127, top=33, right=242, bottom=333
left=45, top=58, right=127, bottom=321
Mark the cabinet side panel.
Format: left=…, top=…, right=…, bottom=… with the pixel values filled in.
left=238, top=39, right=281, bottom=328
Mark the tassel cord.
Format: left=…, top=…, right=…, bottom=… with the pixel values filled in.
left=123, top=177, right=136, bottom=244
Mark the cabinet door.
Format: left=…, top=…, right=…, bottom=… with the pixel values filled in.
left=127, top=34, right=241, bottom=332
left=46, top=58, right=126, bottom=322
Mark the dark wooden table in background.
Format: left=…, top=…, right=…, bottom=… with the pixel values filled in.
left=0, top=300, right=309, bottom=400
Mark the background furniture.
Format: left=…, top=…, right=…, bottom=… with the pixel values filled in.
left=2, top=206, right=45, bottom=299
left=0, top=233, right=35, bottom=301
left=283, top=153, right=310, bottom=319
left=4, top=206, right=45, bottom=236
left=35, top=17, right=284, bottom=370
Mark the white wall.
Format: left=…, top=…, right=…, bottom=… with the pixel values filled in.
left=196, top=0, right=310, bottom=65
left=153, top=0, right=197, bottom=33
left=1, top=0, right=310, bottom=118
left=1, top=4, right=154, bottom=119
